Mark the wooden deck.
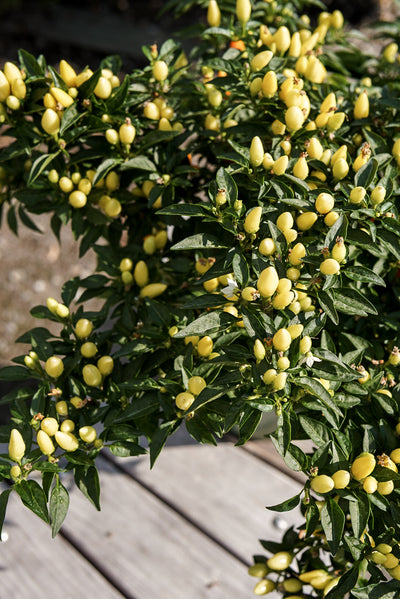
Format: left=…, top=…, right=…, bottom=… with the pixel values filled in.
left=0, top=428, right=303, bottom=599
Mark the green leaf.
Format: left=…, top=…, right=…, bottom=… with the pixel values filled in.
left=321, top=498, right=345, bottom=554
left=297, top=377, right=342, bottom=417
left=324, top=213, right=348, bottom=250
left=92, top=158, right=122, bottom=186
left=236, top=408, right=262, bottom=445
left=185, top=417, right=217, bottom=445
left=351, top=581, right=400, bottom=599
left=15, top=480, right=49, bottom=523
left=232, top=252, right=249, bottom=287
left=215, top=167, right=238, bottom=206
left=157, top=204, right=208, bottom=217
left=109, top=442, right=147, bottom=457
left=0, top=488, right=12, bottom=539
left=333, top=288, right=378, bottom=317
left=187, top=386, right=227, bottom=412
left=324, top=566, right=359, bottom=599
left=27, top=152, right=60, bottom=186
left=305, top=501, right=320, bottom=537
left=114, top=394, right=160, bottom=422
left=18, top=49, right=45, bottom=78
left=354, top=157, right=378, bottom=189
left=61, top=277, right=80, bottom=305
left=60, top=104, right=82, bottom=135
left=173, top=312, right=233, bottom=337
left=344, top=266, right=385, bottom=286
left=298, top=415, right=331, bottom=447
left=150, top=421, right=178, bottom=468
left=0, top=365, right=32, bottom=381
left=171, top=233, right=229, bottom=250
left=266, top=491, right=301, bottom=512
left=119, top=155, right=156, bottom=172
left=349, top=491, right=370, bottom=538
left=106, top=73, right=130, bottom=112
left=50, top=480, right=69, bottom=537
left=78, top=67, right=102, bottom=97
left=74, top=466, right=101, bottom=511
left=317, top=290, right=339, bottom=325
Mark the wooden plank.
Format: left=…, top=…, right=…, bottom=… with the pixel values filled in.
left=62, top=456, right=256, bottom=599
left=110, top=428, right=303, bottom=565
left=0, top=484, right=125, bottom=599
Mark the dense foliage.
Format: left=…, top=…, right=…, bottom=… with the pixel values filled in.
left=1, top=0, right=400, bottom=596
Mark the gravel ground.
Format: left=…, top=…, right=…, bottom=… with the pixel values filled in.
left=0, top=216, right=96, bottom=363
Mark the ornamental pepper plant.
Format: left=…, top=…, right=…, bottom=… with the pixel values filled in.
left=1, top=0, right=400, bottom=596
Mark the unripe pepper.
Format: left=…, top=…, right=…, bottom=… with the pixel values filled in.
left=82, top=364, right=102, bottom=387
left=94, top=76, right=112, bottom=99
left=272, top=155, right=288, bottom=176
left=331, top=240, right=346, bottom=263
left=273, top=372, right=287, bottom=391
left=293, top=155, right=308, bottom=179
left=79, top=426, right=97, bottom=443
left=285, top=105, right=304, bottom=131
left=332, top=470, right=350, bottom=489
left=139, top=283, right=167, bottom=298
left=363, top=476, right=378, bottom=494
left=188, top=376, right=207, bottom=396
left=37, top=430, right=55, bottom=455
left=97, top=355, right=114, bottom=376
left=207, top=0, right=221, bottom=27
left=262, top=71, right=278, bottom=97
left=11, top=78, right=26, bottom=99
left=299, top=336, right=312, bottom=353
left=0, top=70, right=10, bottom=101
left=9, top=428, right=25, bottom=462
left=354, top=91, right=369, bottom=119
left=315, top=192, right=334, bottom=214
left=253, top=579, right=275, bottom=595
left=75, top=318, right=93, bottom=338
left=267, top=551, right=292, bottom=571
left=41, top=108, right=60, bottom=135
left=244, top=206, right=262, bottom=234
left=351, top=452, right=376, bottom=481
left=144, top=102, right=160, bottom=120
left=320, top=258, right=340, bottom=275
left=45, top=356, right=64, bottom=378
left=272, top=328, right=291, bottom=352
left=289, top=242, right=306, bottom=266
left=371, top=185, right=386, bottom=207
left=41, top=417, right=59, bottom=436
left=50, top=86, right=74, bottom=107
left=152, top=60, right=169, bottom=82
left=197, top=336, right=213, bottom=357
left=254, top=339, right=266, bottom=362
left=236, top=0, right=251, bottom=23
left=263, top=369, right=277, bottom=385
left=350, top=186, right=366, bottom=204
left=248, top=563, right=268, bottom=578
left=119, top=121, right=136, bottom=144
left=59, top=59, right=77, bottom=87
left=251, top=50, right=273, bottom=72
left=55, top=431, right=79, bottom=452
left=273, top=26, right=291, bottom=53
left=276, top=211, right=293, bottom=232
left=249, top=137, right=264, bottom=167
left=175, top=391, right=195, bottom=411
left=258, top=238, right=275, bottom=256
left=310, top=474, right=334, bottom=494
left=296, top=211, right=317, bottom=231
left=257, top=266, right=279, bottom=297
